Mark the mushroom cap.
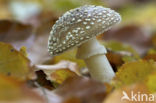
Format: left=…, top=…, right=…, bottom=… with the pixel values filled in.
left=48, top=5, right=121, bottom=56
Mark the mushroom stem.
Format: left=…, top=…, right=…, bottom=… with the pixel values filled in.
left=76, top=38, right=115, bottom=83
left=85, top=54, right=115, bottom=82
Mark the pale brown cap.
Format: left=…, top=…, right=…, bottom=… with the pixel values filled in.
left=48, top=5, right=121, bottom=56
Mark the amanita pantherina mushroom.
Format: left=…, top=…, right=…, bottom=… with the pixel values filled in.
left=48, top=5, right=121, bottom=83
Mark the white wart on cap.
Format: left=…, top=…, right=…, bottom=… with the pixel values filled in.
left=48, top=5, right=121, bottom=56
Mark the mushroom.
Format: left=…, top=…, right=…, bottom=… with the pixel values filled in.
left=48, top=5, right=121, bottom=83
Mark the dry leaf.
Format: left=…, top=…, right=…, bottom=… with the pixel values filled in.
left=114, top=60, right=156, bottom=87
left=0, top=42, right=34, bottom=80
left=0, top=74, right=45, bottom=103
left=53, top=49, right=86, bottom=68
left=104, top=83, right=156, bottom=103
left=106, top=52, right=124, bottom=72
left=36, top=60, right=79, bottom=76
left=0, top=20, right=34, bottom=50
left=146, top=72, right=156, bottom=93
left=55, top=77, right=110, bottom=103
left=100, top=25, right=152, bottom=55
left=51, top=69, right=78, bottom=84
left=35, top=70, right=54, bottom=90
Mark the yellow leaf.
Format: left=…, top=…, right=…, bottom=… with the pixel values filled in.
left=53, top=49, right=86, bottom=68
left=0, top=74, right=21, bottom=100
left=102, top=41, right=139, bottom=63
left=114, top=60, right=156, bottom=87
left=102, top=41, right=139, bottom=58
left=0, top=74, right=45, bottom=102
left=20, top=46, right=28, bottom=57
left=51, top=69, right=78, bottom=84
left=104, top=83, right=155, bottom=103
left=0, top=42, right=33, bottom=81
left=146, top=72, right=156, bottom=93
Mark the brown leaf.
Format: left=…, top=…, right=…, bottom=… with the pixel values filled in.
left=63, top=97, right=81, bottom=103
left=151, top=32, right=156, bottom=47
left=55, top=77, right=111, bottom=103
left=144, top=53, right=156, bottom=61
left=0, top=20, right=34, bottom=50
left=99, top=25, right=152, bottom=55
left=35, top=70, right=54, bottom=90
left=106, top=52, right=124, bottom=72
left=0, top=15, right=56, bottom=64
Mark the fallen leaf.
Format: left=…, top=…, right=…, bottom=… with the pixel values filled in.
left=35, top=70, right=54, bottom=90
left=106, top=52, right=124, bottom=72
left=146, top=72, right=156, bottom=93
left=51, top=69, right=78, bottom=84
left=100, top=25, right=152, bottom=55
left=144, top=53, right=156, bottom=61
left=104, top=83, right=156, bottom=103
left=55, top=76, right=110, bottom=103
left=102, top=41, right=139, bottom=70
left=0, top=74, right=45, bottom=103
left=36, top=60, right=80, bottom=76
left=0, top=20, right=34, bottom=50
left=35, top=60, right=80, bottom=86
left=0, top=16, right=56, bottom=64
left=143, top=48, right=156, bottom=61
left=0, top=42, right=34, bottom=81
left=114, top=60, right=156, bottom=87
left=19, top=46, right=28, bottom=57
left=63, top=97, right=81, bottom=103
left=102, top=41, right=139, bottom=58
left=53, top=49, right=86, bottom=68
left=152, top=33, right=156, bottom=47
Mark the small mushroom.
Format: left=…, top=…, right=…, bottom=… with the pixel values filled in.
left=48, top=5, right=121, bottom=83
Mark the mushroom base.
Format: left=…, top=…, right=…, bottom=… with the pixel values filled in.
left=85, top=54, right=115, bottom=83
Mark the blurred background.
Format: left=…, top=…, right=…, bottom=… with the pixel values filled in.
left=0, top=0, right=156, bottom=66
